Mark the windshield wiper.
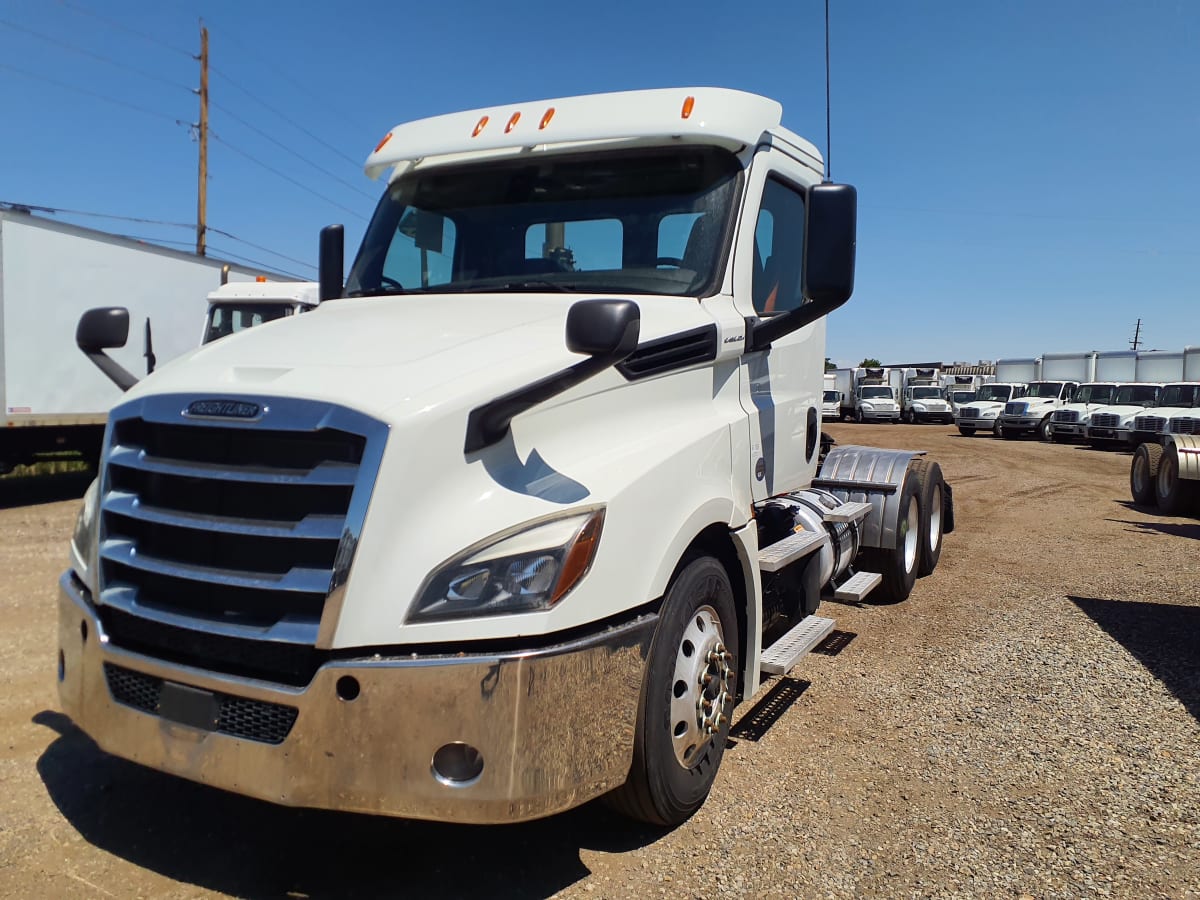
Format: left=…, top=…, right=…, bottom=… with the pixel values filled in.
left=345, top=287, right=412, bottom=298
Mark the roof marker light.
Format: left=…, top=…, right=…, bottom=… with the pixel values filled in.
left=505, top=111, right=521, bottom=133
left=373, top=132, right=393, bottom=153
left=256, top=275, right=268, bottom=282
left=539, top=107, right=555, bottom=129
left=472, top=115, right=489, bottom=137
left=681, top=95, right=695, bottom=119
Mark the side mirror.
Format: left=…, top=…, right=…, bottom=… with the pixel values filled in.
left=465, top=299, right=641, bottom=453
left=76, top=307, right=130, bottom=351
left=319, top=224, right=345, bottom=302
left=76, top=307, right=138, bottom=392
left=748, top=182, right=857, bottom=351
left=566, top=299, right=640, bottom=358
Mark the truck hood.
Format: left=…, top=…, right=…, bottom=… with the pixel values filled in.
left=129, top=293, right=716, bottom=424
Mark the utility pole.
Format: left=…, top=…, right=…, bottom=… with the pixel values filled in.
left=1130, top=318, right=1143, bottom=351
left=195, top=23, right=209, bottom=256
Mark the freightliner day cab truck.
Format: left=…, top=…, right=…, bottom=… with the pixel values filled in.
left=852, top=367, right=901, bottom=422
left=821, top=372, right=841, bottom=420
left=57, top=88, right=953, bottom=828
left=955, top=382, right=1027, bottom=436
left=899, top=368, right=953, bottom=424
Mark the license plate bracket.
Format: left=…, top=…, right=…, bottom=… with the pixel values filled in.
left=158, top=681, right=221, bottom=731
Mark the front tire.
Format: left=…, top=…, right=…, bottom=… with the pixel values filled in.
left=1038, top=416, right=1054, bottom=442
left=957, top=425, right=976, bottom=436
left=606, top=556, right=738, bottom=826
left=1155, top=444, right=1197, bottom=515
left=1001, top=426, right=1019, bottom=440
left=859, top=466, right=922, bottom=603
left=855, top=408, right=864, bottom=424
left=1130, top=443, right=1162, bottom=506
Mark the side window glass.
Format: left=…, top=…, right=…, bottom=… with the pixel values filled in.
left=383, top=211, right=456, bottom=288
left=751, top=177, right=806, bottom=314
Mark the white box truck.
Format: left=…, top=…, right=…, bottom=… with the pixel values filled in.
left=955, top=381, right=1027, bottom=436
left=56, top=87, right=954, bottom=828
left=998, top=355, right=1085, bottom=441
left=1086, top=383, right=1164, bottom=448
left=0, top=209, right=268, bottom=473
left=852, top=366, right=901, bottom=422
left=899, top=367, right=953, bottom=424
left=821, top=372, right=841, bottom=420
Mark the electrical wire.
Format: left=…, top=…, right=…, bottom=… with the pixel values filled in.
left=0, top=62, right=186, bottom=123
left=55, top=0, right=194, bottom=58
left=210, top=66, right=365, bottom=168
left=210, top=100, right=376, bottom=200
left=205, top=243, right=306, bottom=279
left=0, top=17, right=195, bottom=93
left=209, top=132, right=368, bottom=220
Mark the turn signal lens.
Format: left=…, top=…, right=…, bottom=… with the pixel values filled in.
left=373, top=132, right=393, bottom=153
left=539, top=107, right=555, bottom=129
left=472, top=115, right=489, bottom=137
left=505, top=111, right=521, bottom=133
left=681, top=95, right=695, bottom=119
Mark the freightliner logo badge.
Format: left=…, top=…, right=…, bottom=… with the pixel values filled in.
left=184, top=399, right=262, bottom=419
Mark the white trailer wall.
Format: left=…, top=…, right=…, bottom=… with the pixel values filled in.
left=995, top=358, right=1039, bottom=383
left=1041, top=352, right=1095, bottom=382
left=1135, top=350, right=1184, bottom=383
left=1183, top=347, right=1200, bottom=381
left=1, top=214, right=264, bottom=421
left=1094, top=351, right=1137, bottom=382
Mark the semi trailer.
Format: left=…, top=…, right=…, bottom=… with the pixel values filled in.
left=56, top=87, right=953, bottom=828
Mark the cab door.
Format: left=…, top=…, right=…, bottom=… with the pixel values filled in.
left=730, top=148, right=826, bottom=503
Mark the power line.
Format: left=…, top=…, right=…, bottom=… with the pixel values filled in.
left=205, top=243, right=306, bottom=279
left=0, top=62, right=186, bottom=123
left=209, top=65, right=365, bottom=168
left=210, top=100, right=376, bottom=200
left=0, top=17, right=194, bottom=93
left=209, top=131, right=368, bottom=220
left=55, top=0, right=194, bottom=58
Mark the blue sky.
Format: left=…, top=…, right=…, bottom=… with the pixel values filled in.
left=1, top=0, right=1196, bottom=366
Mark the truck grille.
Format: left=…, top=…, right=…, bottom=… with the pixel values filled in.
left=1053, top=410, right=1080, bottom=424
left=96, top=394, right=387, bottom=685
left=104, top=663, right=299, bottom=744
left=1169, top=417, right=1200, bottom=435
left=1003, top=402, right=1027, bottom=416
left=1091, top=413, right=1120, bottom=428
left=960, top=407, right=981, bottom=419
left=1134, top=415, right=1166, bottom=433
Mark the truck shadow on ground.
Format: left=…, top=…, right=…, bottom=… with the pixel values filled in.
left=34, top=710, right=664, bottom=899
left=0, top=472, right=92, bottom=509
left=1068, top=597, right=1200, bottom=724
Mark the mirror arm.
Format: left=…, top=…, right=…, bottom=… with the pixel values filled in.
left=747, top=294, right=851, bottom=352
left=79, top=349, right=139, bottom=392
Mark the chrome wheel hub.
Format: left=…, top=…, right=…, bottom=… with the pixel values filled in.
left=669, top=605, right=732, bottom=768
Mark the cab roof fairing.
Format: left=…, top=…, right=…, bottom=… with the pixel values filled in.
left=362, top=87, right=822, bottom=181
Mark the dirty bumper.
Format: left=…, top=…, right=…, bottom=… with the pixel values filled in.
left=57, top=573, right=655, bottom=824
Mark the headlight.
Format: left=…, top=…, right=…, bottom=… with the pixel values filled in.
left=983, top=409, right=999, bottom=418
left=859, top=401, right=875, bottom=409
left=409, top=508, right=605, bottom=622
left=912, top=403, right=927, bottom=411
left=70, top=478, right=100, bottom=595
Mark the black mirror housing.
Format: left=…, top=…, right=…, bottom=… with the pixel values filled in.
left=76, top=307, right=130, bottom=351
left=802, top=182, right=857, bottom=305
left=566, top=299, right=640, bottom=358
left=319, top=224, right=345, bottom=302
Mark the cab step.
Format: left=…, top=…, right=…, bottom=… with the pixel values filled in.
left=759, top=615, right=836, bottom=676
left=824, top=500, right=873, bottom=523
left=833, top=570, right=882, bottom=602
left=758, top=528, right=827, bottom=573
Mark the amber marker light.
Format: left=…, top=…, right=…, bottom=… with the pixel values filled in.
left=539, top=107, right=556, bottom=129
left=505, top=111, right=522, bottom=133
left=472, top=115, right=489, bottom=137
left=256, top=275, right=267, bottom=282
left=681, top=95, right=695, bottom=119
left=373, top=132, right=393, bottom=153
left=551, top=510, right=605, bottom=604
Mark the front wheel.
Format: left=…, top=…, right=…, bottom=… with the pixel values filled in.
left=957, top=426, right=976, bottom=436
left=1130, top=443, right=1162, bottom=506
left=855, top=408, right=864, bottom=423
left=1038, top=417, right=1054, bottom=442
left=606, top=556, right=738, bottom=826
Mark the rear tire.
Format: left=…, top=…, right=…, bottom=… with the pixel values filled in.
left=957, top=426, right=975, bottom=436
left=1154, top=444, right=1197, bottom=515
left=605, top=556, right=738, bottom=826
left=859, top=466, right=922, bottom=603
left=910, top=459, right=945, bottom=577
left=1130, top=443, right=1162, bottom=506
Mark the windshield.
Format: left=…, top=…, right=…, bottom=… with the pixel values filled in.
left=911, top=387, right=941, bottom=399
left=823, top=390, right=840, bottom=402
left=1074, top=384, right=1115, bottom=405
left=861, top=386, right=893, bottom=399
left=976, top=385, right=1013, bottom=402
left=949, top=390, right=975, bottom=403
left=1113, top=384, right=1161, bottom=406
left=346, top=147, right=743, bottom=298
left=204, top=303, right=293, bottom=343
left=1159, top=384, right=1200, bottom=407
left=1027, top=381, right=1065, bottom=399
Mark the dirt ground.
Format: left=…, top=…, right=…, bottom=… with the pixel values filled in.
left=0, top=426, right=1196, bottom=899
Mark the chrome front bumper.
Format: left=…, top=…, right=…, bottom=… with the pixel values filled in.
left=57, top=573, right=655, bottom=824
left=1087, top=427, right=1131, bottom=443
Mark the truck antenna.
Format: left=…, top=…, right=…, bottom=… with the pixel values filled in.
left=824, top=0, right=832, bottom=182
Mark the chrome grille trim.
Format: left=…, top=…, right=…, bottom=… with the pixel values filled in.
left=1091, top=413, right=1121, bottom=428
left=1170, top=417, right=1200, bottom=435
left=1134, top=415, right=1166, bottom=432
left=1053, top=410, right=1080, bottom=424
left=96, top=394, right=388, bottom=664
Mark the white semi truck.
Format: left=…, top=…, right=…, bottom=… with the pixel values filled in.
left=56, top=88, right=953, bottom=828
left=852, top=366, right=901, bottom=422
left=0, top=208, right=268, bottom=473
left=899, top=368, right=953, bottom=424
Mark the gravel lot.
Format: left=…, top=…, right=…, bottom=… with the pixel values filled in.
left=0, top=426, right=1196, bottom=899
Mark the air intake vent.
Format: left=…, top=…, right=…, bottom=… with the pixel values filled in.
left=617, top=325, right=717, bottom=380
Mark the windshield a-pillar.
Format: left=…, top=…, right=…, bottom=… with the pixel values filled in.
left=345, top=147, right=743, bottom=299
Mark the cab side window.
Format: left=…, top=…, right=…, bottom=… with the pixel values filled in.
left=751, top=177, right=806, bottom=314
